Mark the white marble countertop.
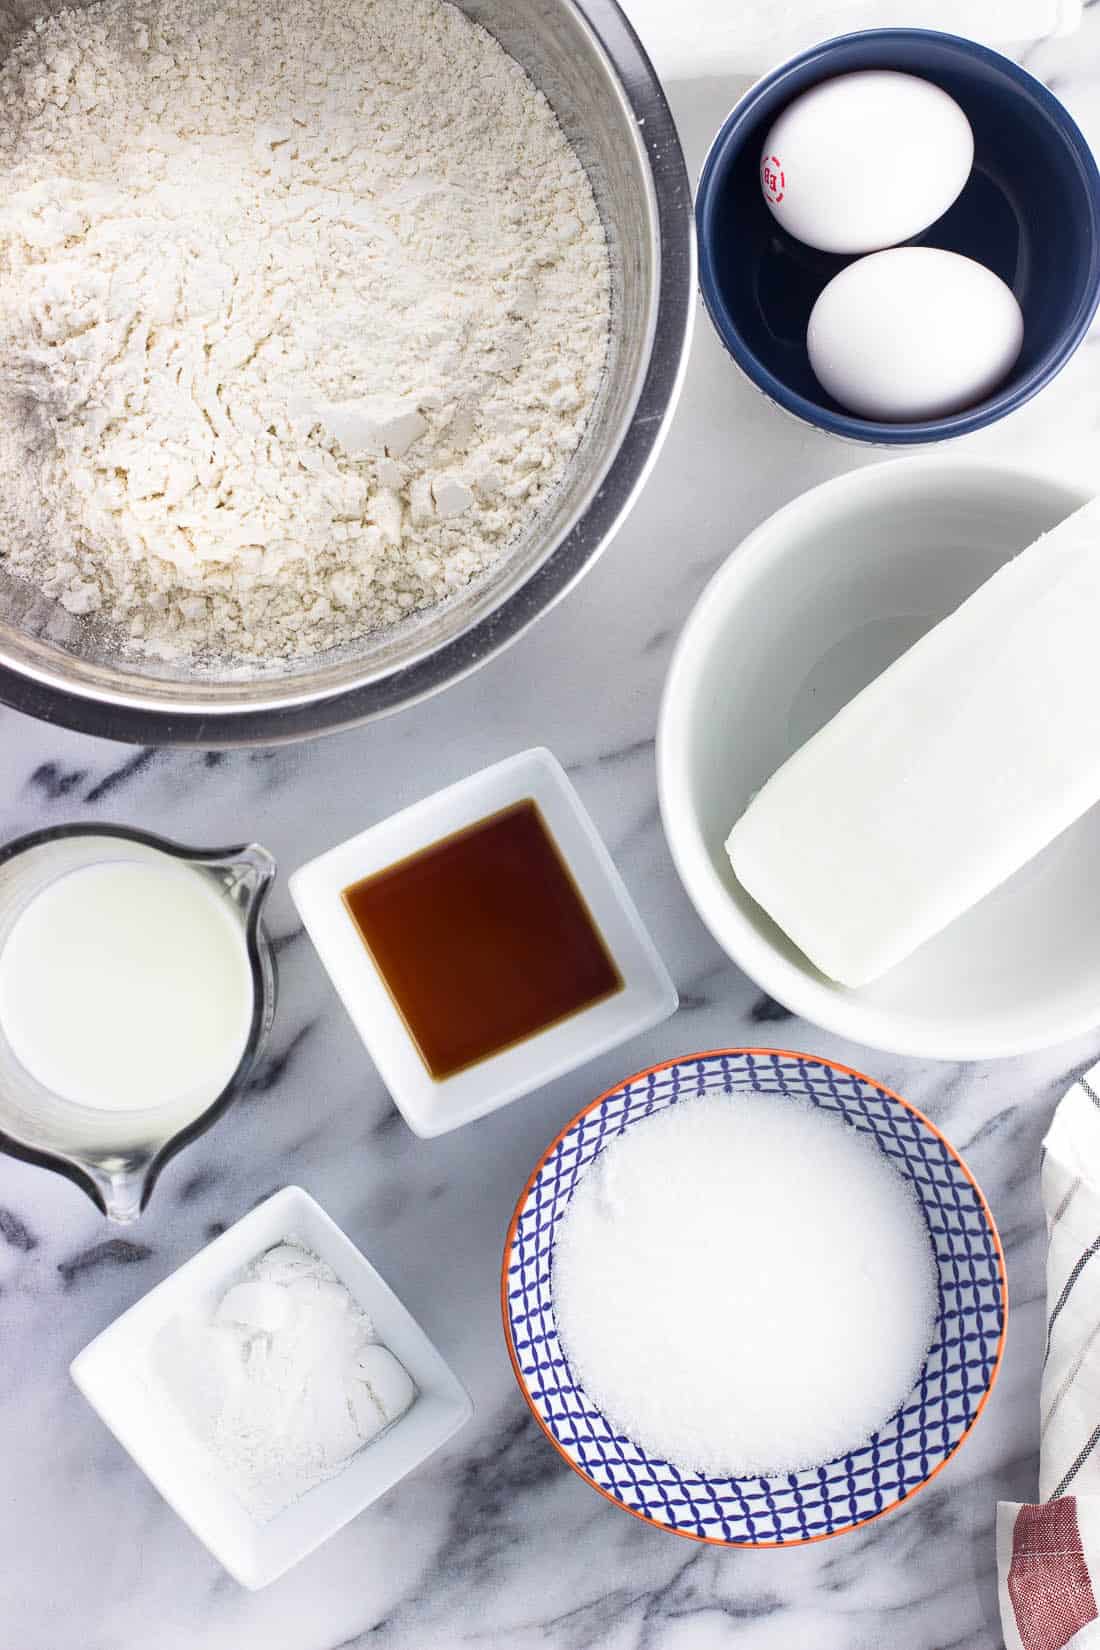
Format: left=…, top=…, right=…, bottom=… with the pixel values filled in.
left=5, top=22, right=1100, bottom=1650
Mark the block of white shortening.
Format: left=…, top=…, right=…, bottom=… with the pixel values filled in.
left=726, top=497, right=1100, bottom=987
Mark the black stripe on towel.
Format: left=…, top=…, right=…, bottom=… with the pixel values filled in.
left=1042, top=1315, right=1100, bottom=1443
left=1049, top=1423, right=1100, bottom=1501
left=1044, top=1236, right=1100, bottom=1369
left=1079, top=1075, right=1100, bottom=1111
left=1050, top=1176, right=1083, bottom=1233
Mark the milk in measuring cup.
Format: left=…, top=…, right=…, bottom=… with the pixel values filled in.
left=0, top=859, right=254, bottom=1112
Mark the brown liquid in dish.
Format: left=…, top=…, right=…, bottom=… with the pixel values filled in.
left=341, top=799, right=622, bottom=1081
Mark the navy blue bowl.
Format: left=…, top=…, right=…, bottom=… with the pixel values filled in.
left=696, top=29, right=1100, bottom=444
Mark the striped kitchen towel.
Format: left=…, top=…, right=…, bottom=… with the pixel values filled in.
left=999, top=1064, right=1100, bottom=1650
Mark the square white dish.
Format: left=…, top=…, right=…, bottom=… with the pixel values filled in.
left=288, top=747, right=678, bottom=1137
left=70, top=1186, right=472, bottom=1590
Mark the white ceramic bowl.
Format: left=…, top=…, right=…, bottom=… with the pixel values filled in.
left=70, top=1187, right=472, bottom=1589
left=658, top=459, right=1095, bottom=1061
left=289, top=748, right=678, bottom=1136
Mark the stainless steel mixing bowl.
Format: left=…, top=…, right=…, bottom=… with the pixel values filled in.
left=0, top=0, right=693, bottom=745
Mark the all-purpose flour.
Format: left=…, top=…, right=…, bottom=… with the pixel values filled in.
left=0, top=0, right=609, bottom=659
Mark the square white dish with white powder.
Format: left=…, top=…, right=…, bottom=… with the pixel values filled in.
left=70, top=1186, right=472, bottom=1589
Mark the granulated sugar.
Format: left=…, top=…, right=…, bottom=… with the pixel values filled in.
left=0, top=0, right=609, bottom=660
left=551, top=1093, right=937, bottom=1477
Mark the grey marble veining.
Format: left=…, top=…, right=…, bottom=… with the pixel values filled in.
left=4, top=23, right=1100, bottom=1650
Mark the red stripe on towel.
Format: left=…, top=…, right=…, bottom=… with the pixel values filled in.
left=1008, top=1499, right=1099, bottom=1650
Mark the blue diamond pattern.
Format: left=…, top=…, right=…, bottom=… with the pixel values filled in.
left=504, top=1052, right=1005, bottom=1545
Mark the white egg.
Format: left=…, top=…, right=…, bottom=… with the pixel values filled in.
left=807, top=247, right=1024, bottom=422
left=760, top=70, right=973, bottom=254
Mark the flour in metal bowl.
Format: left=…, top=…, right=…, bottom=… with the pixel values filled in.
left=551, top=1090, right=938, bottom=1477
left=0, top=0, right=610, bottom=661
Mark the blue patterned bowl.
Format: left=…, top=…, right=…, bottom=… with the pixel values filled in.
left=502, top=1049, right=1006, bottom=1547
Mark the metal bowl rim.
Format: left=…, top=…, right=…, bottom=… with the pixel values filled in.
left=0, top=0, right=695, bottom=746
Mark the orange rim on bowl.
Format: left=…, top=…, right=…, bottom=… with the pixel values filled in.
left=502, top=1048, right=1007, bottom=1547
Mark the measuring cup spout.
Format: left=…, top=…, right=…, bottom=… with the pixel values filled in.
left=86, top=1160, right=149, bottom=1224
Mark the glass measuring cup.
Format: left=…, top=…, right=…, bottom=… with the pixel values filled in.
left=0, top=824, right=277, bottom=1222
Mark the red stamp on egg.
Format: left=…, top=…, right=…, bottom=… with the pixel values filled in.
left=762, top=153, right=785, bottom=204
